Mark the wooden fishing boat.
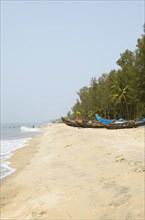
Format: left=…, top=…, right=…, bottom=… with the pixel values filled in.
left=75, top=119, right=104, bottom=128
left=105, top=118, right=145, bottom=129
left=134, top=119, right=145, bottom=127
left=95, top=114, right=116, bottom=124
left=61, top=117, right=79, bottom=127
left=95, top=114, right=129, bottom=124
left=104, top=121, right=135, bottom=129
left=61, top=117, right=104, bottom=128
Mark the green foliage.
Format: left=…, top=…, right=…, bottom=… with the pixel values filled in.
left=135, top=35, right=145, bottom=103
left=67, top=25, right=145, bottom=120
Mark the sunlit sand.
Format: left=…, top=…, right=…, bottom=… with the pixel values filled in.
left=1, top=123, right=144, bottom=219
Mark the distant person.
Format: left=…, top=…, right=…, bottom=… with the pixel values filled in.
left=32, top=125, right=35, bottom=128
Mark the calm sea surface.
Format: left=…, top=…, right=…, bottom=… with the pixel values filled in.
left=0, top=122, right=45, bottom=180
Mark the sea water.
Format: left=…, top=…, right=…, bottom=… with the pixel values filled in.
left=0, top=122, right=45, bottom=180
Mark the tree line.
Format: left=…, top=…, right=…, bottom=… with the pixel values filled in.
left=67, top=25, right=145, bottom=120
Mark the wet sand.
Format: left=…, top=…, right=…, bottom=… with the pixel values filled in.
left=1, top=123, right=145, bottom=219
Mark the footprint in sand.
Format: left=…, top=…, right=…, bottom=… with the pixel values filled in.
left=115, top=155, right=126, bottom=162
left=103, top=181, right=116, bottom=189
left=98, top=177, right=105, bottom=182
left=109, top=193, right=132, bottom=207
left=134, top=167, right=145, bottom=173
left=115, top=186, right=130, bottom=195
left=127, top=160, right=144, bottom=173
left=37, top=211, right=47, bottom=216
left=108, top=185, right=131, bottom=207
left=64, top=144, right=72, bottom=148
left=25, top=196, right=32, bottom=201
left=31, top=210, right=48, bottom=218
left=116, top=158, right=144, bottom=174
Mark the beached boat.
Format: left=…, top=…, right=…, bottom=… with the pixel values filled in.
left=96, top=114, right=130, bottom=124
left=75, top=119, right=104, bottom=128
left=134, top=118, right=145, bottom=127
left=104, top=118, right=145, bottom=130
left=104, top=122, right=135, bottom=130
left=95, top=114, right=116, bottom=124
left=61, top=117, right=79, bottom=127
left=62, top=115, right=145, bottom=129
left=61, top=117, right=104, bottom=128
left=95, top=114, right=136, bottom=129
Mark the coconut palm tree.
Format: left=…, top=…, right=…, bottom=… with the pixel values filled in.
left=111, top=80, right=129, bottom=118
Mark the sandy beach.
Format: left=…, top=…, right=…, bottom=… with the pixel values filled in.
left=1, top=123, right=145, bottom=219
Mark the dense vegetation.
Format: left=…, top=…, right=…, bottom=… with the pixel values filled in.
left=67, top=26, right=145, bottom=120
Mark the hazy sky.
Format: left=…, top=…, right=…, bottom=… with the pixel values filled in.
left=1, top=0, right=144, bottom=123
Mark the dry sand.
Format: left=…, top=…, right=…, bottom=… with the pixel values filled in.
left=1, top=123, right=145, bottom=219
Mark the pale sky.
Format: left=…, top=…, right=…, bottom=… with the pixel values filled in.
left=1, top=0, right=144, bottom=123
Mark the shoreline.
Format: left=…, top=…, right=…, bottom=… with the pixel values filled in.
left=1, top=123, right=145, bottom=219
left=0, top=124, right=46, bottom=180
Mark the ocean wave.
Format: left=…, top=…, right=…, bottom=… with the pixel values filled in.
left=0, top=138, right=31, bottom=160
left=0, top=152, right=12, bottom=160
left=20, top=126, right=40, bottom=133
left=0, top=138, right=31, bottom=180
left=0, top=161, right=16, bottom=180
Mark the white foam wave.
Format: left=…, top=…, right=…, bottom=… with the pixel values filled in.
left=0, top=152, right=12, bottom=160
left=0, top=138, right=31, bottom=160
left=0, top=161, right=16, bottom=180
left=0, top=138, right=31, bottom=180
left=20, top=126, right=40, bottom=133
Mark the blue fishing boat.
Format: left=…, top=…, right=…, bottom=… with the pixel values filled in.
left=95, top=114, right=116, bottom=124
left=135, top=118, right=145, bottom=127
left=95, top=114, right=129, bottom=124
